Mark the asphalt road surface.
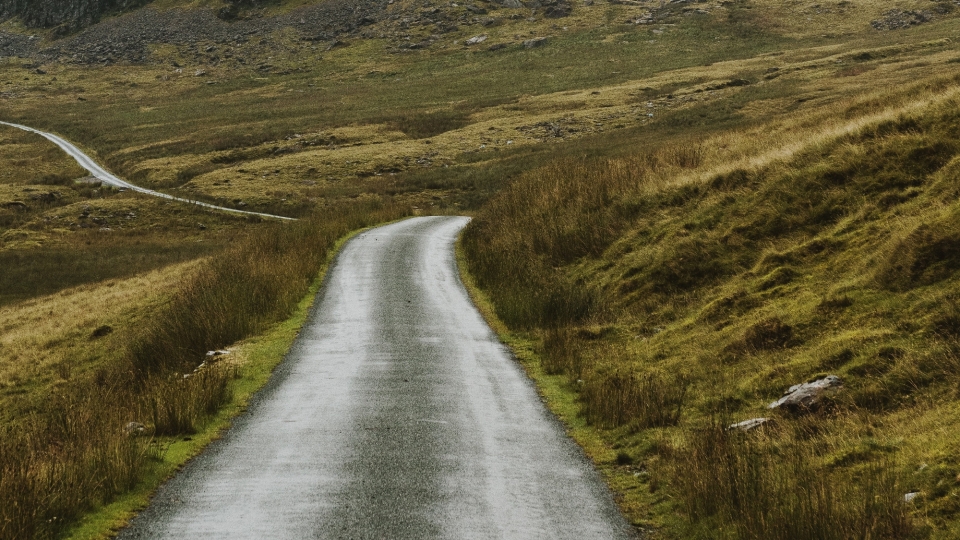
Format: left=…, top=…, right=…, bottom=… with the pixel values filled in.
left=118, top=216, right=634, bottom=539
left=0, top=121, right=293, bottom=221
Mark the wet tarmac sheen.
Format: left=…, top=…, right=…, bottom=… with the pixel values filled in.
left=119, top=216, right=635, bottom=540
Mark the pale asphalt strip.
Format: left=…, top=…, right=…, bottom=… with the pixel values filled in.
left=117, top=216, right=636, bottom=539
left=0, top=120, right=295, bottom=221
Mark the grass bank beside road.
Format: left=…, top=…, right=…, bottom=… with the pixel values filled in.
left=0, top=200, right=408, bottom=540
left=461, top=70, right=960, bottom=539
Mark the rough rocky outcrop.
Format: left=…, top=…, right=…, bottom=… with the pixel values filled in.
left=0, top=0, right=150, bottom=30
left=523, top=36, right=547, bottom=48
left=0, top=0, right=389, bottom=65
left=870, top=9, right=932, bottom=30
left=727, top=417, right=770, bottom=431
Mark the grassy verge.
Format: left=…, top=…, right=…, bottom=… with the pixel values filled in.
left=454, top=240, right=656, bottom=533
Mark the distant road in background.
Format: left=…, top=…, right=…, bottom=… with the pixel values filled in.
left=0, top=120, right=294, bottom=221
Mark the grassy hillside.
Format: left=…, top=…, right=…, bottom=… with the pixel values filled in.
left=463, top=63, right=960, bottom=539
left=3, top=0, right=960, bottom=537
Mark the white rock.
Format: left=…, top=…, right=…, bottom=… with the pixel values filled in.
left=767, top=375, right=842, bottom=411
left=124, top=421, right=145, bottom=435
left=728, top=418, right=770, bottom=431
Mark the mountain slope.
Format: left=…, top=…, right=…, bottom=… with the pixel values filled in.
left=463, top=59, right=960, bottom=539
left=0, top=0, right=150, bottom=30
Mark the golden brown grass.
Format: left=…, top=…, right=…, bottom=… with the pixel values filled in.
left=4, top=0, right=958, bottom=219
left=462, top=66, right=960, bottom=538
left=0, top=259, right=202, bottom=421
left=0, top=199, right=408, bottom=540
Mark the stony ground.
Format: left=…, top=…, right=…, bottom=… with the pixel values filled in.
left=0, top=0, right=578, bottom=65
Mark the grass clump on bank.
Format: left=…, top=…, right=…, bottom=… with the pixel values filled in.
left=129, top=200, right=406, bottom=375
left=672, top=423, right=911, bottom=540
left=0, top=199, right=407, bottom=540
left=461, top=72, right=960, bottom=537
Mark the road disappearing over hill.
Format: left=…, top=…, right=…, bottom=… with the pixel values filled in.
left=118, top=216, right=634, bottom=539
left=0, top=120, right=294, bottom=221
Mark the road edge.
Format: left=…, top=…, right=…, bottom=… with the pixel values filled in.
left=454, top=234, right=653, bottom=538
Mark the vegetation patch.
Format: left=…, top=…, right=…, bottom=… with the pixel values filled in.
left=5, top=0, right=960, bottom=536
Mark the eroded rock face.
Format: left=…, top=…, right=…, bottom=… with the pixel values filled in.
left=870, top=9, right=933, bottom=30
left=0, top=0, right=389, bottom=64
left=0, top=0, right=150, bottom=29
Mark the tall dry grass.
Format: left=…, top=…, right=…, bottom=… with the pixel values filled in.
left=461, top=145, right=703, bottom=329
left=672, top=424, right=911, bottom=540
left=581, top=370, right=688, bottom=430
left=457, top=80, right=960, bottom=538
left=0, top=199, right=408, bottom=540
left=130, top=200, right=408, bottom=375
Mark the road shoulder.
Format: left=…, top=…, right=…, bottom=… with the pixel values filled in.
left=454, top=236, right=653, bottom=537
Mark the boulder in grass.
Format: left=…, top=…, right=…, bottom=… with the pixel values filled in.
left=523, top=37, right=548, bottom=48
left=544, top=2, right=572, bottom=18
left=767, top=375, right=842, bottom=412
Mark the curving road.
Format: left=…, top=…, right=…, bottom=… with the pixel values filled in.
left=0, top=121, right=294, bottom=221
left=118, top=216, right=634, bottom=539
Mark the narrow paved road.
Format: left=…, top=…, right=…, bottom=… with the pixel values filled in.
left=119, top=216, right=634, bottom=539
left=0, top=121, right=294, bottom=221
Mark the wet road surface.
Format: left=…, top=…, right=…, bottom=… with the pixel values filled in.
left=118, top=216, right=634, bottom=539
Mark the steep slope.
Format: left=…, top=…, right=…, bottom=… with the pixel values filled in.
left=463, top=64, right=960, bottom=538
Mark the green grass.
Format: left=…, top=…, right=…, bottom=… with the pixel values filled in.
left=0, top=240, right=222, bottom=306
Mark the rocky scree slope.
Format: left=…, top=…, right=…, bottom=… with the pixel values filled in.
left=0, top=0, right=571, bottom=65
left=0, top=0, right=149, bottom=31
left=0, top=0, right=391, bottom=65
